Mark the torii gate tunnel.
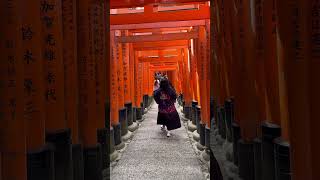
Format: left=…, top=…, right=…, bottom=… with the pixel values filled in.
left=0, top=0, right=320, bottom=180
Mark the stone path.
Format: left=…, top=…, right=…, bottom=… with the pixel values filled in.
left=111, top=102, right=206, bottom=180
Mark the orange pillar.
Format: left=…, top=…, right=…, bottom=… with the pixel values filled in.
left=276, top=1, right=312, bottom=179
left=92, top=2, right=106, bottom=130
left=197, top=27, right=210, bottom=127
left=116, top=35, right=125, bottom=109
left=235, top=1, right=259, bottom=179
left=134, top=52, right=143, bottom=108
left=211, top=0, right=224, bottom=123
left=62, top=0, right=79, bottom=144
left=110, top=31, right=119, bottom=127
left=262, top=0, right=280, bottom=126
left=190, top=41, right=200, bottom=103
left=309, top=1, right=320, bottom=179
left=21, top=0, right=52, bottom=179
left=0, top=1, right=26, bottom=179
left=182, top=47, right=192, bottom=119
left=41, top=0, right=66, bottom=133
left=237, top=0, right=259, bottom=141
left=122, top=30, right=131, bottom=104
left=129, top=43, right=135, bottom=104
left=78, top=0, right=97, bottom=147
left=22, top=0, right=46, bottom=153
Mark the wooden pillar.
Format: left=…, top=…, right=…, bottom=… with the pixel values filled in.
left=129, top=44, right=135, bottom=104
left=93, top=2, right=106, bottom=130
left=41, top=0, right=66, bottom=133
left=116, top=34, right=125, bottom=109
left=253, top=0, right=268, bottom=132
left=276, top=0, right=312, bottom=179
left=20, top=1, right=55, bottom=179
left=40, top=0, right=75, bottom=179
left=237, top=0, right=259, bottom=141
left=78, top=0, right=98, bottom=147
left=190, top=41, right=200, bottom=103
left=62, top=0, right=79, bottom=144
left=78, top=1, right=105, bottom=179
left=134, top=52, right=142, bottom=108
left=122, top=30, right=131, bottom=104
left=92, top=2, right=108, bottom=170
left=197, top=27, right=210, bottom=127
left=110, top=31, right=119, bottom=127
left=235, top=1, right=259, bottom=179
left=183, top=48, right=192, bottom=106
left=0, top=1, right=26, bottom=179
left=22, top=0, right=46, bottom=154
left=308, top=1, right=320, bottom=179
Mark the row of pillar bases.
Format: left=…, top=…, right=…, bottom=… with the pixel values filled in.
left=27, top=129, right=106, bottom=180
left=26, top=98, right=153, bottom=180
left=181, top=99, right=211, bottom=162
left=109, top=97, right=154, bottom=164
left=211, top=98, right=291, bottom=180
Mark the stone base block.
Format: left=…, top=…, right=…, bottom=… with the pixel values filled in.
left=128, top=122, right=138, bottom=132
left=192, top=130, right=200, bottom=142
left=110, top=151, right=119, bottom=162
left=201, top=150, right=210, bottom=162
left=114, top=142, right=125, bottom=151
left=121, top=131, right=133, bottom=142
left=196, top=142, right=205, bottom=151
left=188, top=122, right=197, bottom=132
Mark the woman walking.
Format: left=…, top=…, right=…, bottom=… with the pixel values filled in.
left=153, top=79, right=181, bottom=137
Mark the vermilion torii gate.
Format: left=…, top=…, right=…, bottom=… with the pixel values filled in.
left=109, top=19, right=212, bottom=160
left=2, top=0, right=320, bottom=180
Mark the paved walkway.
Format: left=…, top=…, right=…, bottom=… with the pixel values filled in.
left=111, top=102, right=206, bottom=180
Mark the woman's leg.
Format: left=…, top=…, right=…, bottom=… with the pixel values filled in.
left=167, top=130, right=171, bottom=137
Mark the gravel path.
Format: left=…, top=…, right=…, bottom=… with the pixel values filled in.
left=111, top=102, right=205, bottom=180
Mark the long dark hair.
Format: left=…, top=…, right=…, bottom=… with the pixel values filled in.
left=160, top=79, right=177, bottom=99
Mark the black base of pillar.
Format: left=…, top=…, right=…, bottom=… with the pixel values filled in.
left=136, top=107, right=142, bottom=120
left=225, top=99, right=233, bottom=143
left=132, top=107, right=137, bottom=122
left=200, top=123, right=206, bottom=146
left=125, top=102, right=133, bottom=126
left=217, top=106, right=226, bottom=139
left=72, top=144, right=84, bottom=180
left=232, top=122, right=241, bottom=165
left=209, top=149, right=223, bottom=180
left=196, top=105, right=201, bottom=133
left=113, top=123, right=122, bottom=146
left=45, top=129, right=73, bottom=180
left=83, top=145, right=103, bottom=180
left=210, top=97, right=215, bottom=122
left=261, top=122, right=281, bottom=180
left=140, top=102, right=144, bottom=115
left=143, top=94, right=148, bottom=110
left=238, top=139, right=254, bottom=180
left=254, top=138, right=262, bottom=180
left=97, top=128, right=108, bottom=169
left=109, top=127, right=116, bottom=155
left=184, top=106, right=192, bottom=120
left=205, top=125, right=211, bottom=148
left=119, top=108, right=128, bottom=136
left=27, top=144, right=55, bottom=180
left=274, top=138, right=291, bottom=180
left=191, top=100, right=198, bottom=125
left=182, top=100, right=185, bottom=110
